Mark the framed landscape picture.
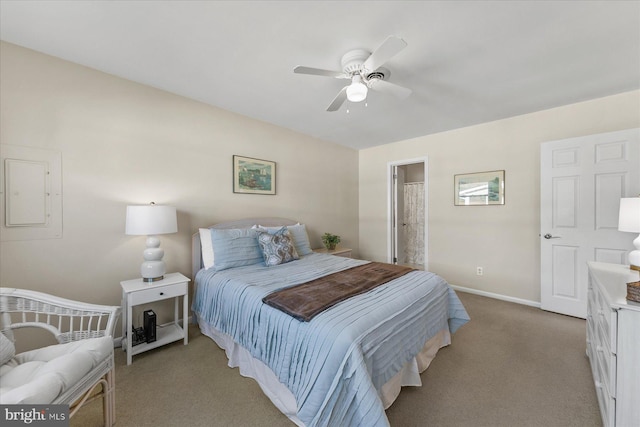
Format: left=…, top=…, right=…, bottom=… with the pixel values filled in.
left=454, top=170, right=505, bottom=206
left=233, top=155, right=276, bottom=195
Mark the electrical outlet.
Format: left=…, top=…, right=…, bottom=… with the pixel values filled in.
left=476, top=267, right=483, bottom=276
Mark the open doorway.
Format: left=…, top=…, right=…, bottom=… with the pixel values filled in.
left=388, top=158, right=428, bottom=270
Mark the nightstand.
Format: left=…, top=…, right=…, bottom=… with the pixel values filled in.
left=313, top=247, right=352, bottom=258
left=120, top=272, right=190, bottom=365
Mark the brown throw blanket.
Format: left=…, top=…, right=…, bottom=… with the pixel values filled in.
left=262, top=262, right=415, bottom=321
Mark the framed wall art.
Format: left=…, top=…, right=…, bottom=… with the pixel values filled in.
left=233, top=155, right=276, bottom=195
left=454, top=170, right=505, bottom=206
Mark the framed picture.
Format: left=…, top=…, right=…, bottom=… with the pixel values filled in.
left=454, top=170, right=505, bottom=206
left=233, top=155, right=276, bottom=195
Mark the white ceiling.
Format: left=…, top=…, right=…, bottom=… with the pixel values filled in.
left=1, top=1, right=639, bottom=150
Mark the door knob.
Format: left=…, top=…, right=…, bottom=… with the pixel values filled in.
left=543, top=233, right=561, bottom=239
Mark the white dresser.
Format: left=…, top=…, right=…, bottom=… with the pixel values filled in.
left=586, top=262, right=640, bottom=427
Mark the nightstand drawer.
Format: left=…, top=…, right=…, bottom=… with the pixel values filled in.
left=129, top=282, right=187, bottom=305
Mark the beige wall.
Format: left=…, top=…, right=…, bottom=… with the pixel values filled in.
left=359, top=90, right=640, bottom=303
left=2, top=40, right=639, bottom=323
left=0, top=42, right=359, bottom=326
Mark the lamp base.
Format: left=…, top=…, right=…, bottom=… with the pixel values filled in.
left=628, top=246, right=640, bottom=272
left=141, top=260, right=166, bottom=282
left=141, top=236, right=166, bottom=282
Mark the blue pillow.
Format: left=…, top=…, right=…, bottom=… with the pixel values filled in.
left=211, top=228, right=263, bottom=271
left=287, top=224, right=313, bottom=256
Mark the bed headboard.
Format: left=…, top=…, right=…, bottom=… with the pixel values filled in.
left=191, top=217, right=299, bottom=279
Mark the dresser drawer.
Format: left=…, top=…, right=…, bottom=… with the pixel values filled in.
left=593, top=352, right=616, bottom=427
left=588, top=284, right=618, bottom=400
left=592, top=284, right=617, bottom=354
left=586, top=313, right=597, bottom=354
left=594, top=322, right=617, bottom=398
left=129, top=282, right=187, bottom=305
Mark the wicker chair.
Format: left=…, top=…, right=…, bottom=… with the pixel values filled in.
left=0, top=287, right=120, bottom=426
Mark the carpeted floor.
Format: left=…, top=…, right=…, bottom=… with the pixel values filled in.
left=72, top=292, right=601, bottom=427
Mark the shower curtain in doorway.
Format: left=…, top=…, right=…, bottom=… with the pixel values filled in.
left=403, top=182, right=425, bottom=266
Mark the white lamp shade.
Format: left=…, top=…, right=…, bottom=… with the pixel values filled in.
left=125, top=205, right=177, bottom=236
left=125, top=204, right=177, bottom=282
left=618, top=198, right=640, bottom=232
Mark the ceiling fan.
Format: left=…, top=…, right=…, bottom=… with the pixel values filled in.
left=294, top=36, right=412, bottom=112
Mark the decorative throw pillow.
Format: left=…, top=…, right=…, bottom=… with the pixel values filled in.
left=257, top=229, right=299, bottom=267
left=255, top=223, right=313, bottom=256
left=0, top=332, right=15, bottom=366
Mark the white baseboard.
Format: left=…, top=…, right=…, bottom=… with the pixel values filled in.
left=449, top=284, right=541, bottom=308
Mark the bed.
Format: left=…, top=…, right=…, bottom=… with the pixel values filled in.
left=191, top=218, right=469, bottom=427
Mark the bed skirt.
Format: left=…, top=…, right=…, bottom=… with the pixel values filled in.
left=198, top=318, right=451, bottom=426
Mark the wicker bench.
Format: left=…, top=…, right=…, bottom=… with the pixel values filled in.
left=0, top=288, right=120, bottom=426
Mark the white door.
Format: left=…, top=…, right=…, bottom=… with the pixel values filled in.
left=541, top=128, right=640, bottom=318
left=393, top=165, right=406, bottom=264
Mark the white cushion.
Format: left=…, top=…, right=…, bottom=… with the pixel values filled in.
left=0, top=336, right=113, bottom=404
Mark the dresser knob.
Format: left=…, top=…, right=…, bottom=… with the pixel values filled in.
left=160, top=292, right=164, bottom=296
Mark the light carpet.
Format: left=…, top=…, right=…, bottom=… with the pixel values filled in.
left=72, top=291, right=600, bottom=427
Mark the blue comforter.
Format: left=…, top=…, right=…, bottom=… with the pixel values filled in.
left=192, top=253, right=469, bottom=427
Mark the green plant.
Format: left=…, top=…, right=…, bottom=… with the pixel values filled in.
left=322, top=233, right=341, bottom=250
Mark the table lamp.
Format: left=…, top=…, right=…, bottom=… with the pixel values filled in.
left=125, top=203, right=178, bottom=282
left=618, top=197, right=640, bottom=271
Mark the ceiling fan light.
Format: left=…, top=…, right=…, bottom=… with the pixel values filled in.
left=346, top=76, right=368, bottom=102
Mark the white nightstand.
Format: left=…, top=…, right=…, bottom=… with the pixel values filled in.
left=313, top=247, right=352, bottom=258
left=120, top=272, right=190, bottom=365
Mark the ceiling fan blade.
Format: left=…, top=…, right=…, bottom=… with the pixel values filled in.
left=368, top=79, right=412, bottom=99
left=326, top=87, right=348, bottom=111
left=294, top=66, right=346, bottom=78
left=362, top=36, right=407, bottom=73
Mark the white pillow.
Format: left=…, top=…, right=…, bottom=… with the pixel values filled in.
left=0, top=333, right=15, bottom=366
left=199, top=228, right=215, bottom=270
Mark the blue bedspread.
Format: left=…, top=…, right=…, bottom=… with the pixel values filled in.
left=192, top=253, right=469, bottom=427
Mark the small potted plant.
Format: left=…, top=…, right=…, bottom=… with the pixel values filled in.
left=322, top=233, right=341, bottom=251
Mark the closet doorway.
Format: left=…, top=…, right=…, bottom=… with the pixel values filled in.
left=388, top=158, right=428, bottom=270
